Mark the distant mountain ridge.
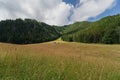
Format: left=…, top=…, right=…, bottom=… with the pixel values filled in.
left=62, top=14, right=120, bottom=44
left=0, top=14, right=120, bottom=44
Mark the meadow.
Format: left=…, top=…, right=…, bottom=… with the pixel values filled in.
left=0, top=41, right=120, bottom=80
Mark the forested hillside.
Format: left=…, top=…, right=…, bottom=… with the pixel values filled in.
left=0, top=14, right=120, bottom=44
left=62, top=14, right=120, bottom=44
left=63, top=21, right=90, bottom=34
left=0, top=19, right=60, bottom=44
left=53, top=25, right=66, bottom=35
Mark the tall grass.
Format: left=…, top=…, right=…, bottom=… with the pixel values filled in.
left=0, top=43, right=120, bottom=80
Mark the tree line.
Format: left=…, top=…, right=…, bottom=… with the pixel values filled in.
left=62, top=14, right=120, bottom=44
left=0, top=19, right=60, bottom=44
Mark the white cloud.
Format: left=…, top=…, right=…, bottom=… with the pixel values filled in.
left=0, top=0, right=73, bottom=25
left=71, top=0, right=115, bottom=22
left=43, top=2, right=73, bottom=25
left=0, top=0, right=116, bottom=26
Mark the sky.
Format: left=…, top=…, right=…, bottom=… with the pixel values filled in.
left=0, top=0, right=120, bottom=26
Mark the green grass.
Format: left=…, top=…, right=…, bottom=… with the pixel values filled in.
left=0, top=42, right=120, bottom=80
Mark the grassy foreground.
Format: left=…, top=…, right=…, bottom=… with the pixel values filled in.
left=0, top=42, right=120, bottom=80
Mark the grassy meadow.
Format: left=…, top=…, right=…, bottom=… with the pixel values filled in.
left=0, top=41, right=120, bottom=80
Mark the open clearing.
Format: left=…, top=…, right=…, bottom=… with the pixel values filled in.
left=0, top=41, right=120, bottom=80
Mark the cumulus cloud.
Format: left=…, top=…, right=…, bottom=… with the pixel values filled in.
left=0, top=0, right=116, bottom=25
left=0, top=0, right=73, bottom=25
left=71, top=0, right=115, bottom=22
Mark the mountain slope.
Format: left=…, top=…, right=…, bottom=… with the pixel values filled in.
left=63, top=21, right=90, bottom=34
left=62, top=14, right=120, bottom=44
left=0, top=14, right=120, bottom=44
left=0, top=19, right=60, bottom=44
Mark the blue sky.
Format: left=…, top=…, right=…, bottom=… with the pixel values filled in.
left=0, top=0, right=119, bottom=25
left=64, top=0, right=120, bottom=21
left=88, top=0, right=120, bottom=21
left=63, top=0, right=80, bottom=6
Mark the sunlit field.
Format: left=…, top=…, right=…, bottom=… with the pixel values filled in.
left=0, top=41, right=120, bottom=80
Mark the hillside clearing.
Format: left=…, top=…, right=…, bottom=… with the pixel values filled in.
left=0, top=42, right=120, bottom=80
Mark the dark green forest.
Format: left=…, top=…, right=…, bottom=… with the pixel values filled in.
left=0, top=19, right=60, bottom=44
left=0, top=14, right=120, bottom=44
left=62, top=14, right=120, bottom=44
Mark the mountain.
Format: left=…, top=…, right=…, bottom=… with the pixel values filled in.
left=0, top=14, right=120, bottom=44
left=62, top=14, right=120, bottom=44
left=53, top=25, right=66, bottom=35
left=63, top=21, right=90, bottom=35
left=0, top=19, right=60, bottom=44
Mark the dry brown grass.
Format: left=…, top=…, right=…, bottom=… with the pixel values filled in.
left=0, top=42, right=120, bottom=65
left=0, top=42, right=120, bottom=80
